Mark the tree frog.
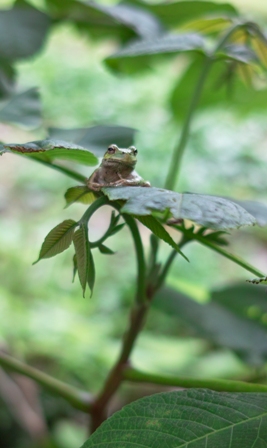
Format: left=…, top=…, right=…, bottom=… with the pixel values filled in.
left=87, top=144, right=151, bottom=191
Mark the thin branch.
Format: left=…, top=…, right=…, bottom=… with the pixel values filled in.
left=123, top=367, right=267, bottom=393
left=0, top=352, right=92, bottom=412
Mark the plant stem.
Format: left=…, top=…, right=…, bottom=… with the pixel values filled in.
left=123, top=367, right=267, bottom=393
left=0, top=351, right=92, bottom=412
left=164, top=23, right=244, bottom=191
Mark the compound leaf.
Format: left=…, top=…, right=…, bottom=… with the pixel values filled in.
left=34, top=219, right=77, bottom=263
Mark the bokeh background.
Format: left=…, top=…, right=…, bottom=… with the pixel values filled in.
left=1, top=0, right=267, bottom=447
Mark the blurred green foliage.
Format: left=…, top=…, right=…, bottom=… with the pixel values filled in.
left=1, top=0, right=267, bottom=446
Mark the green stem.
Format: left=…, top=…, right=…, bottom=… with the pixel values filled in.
left=177, top=227, right=265, bottom=278
left=81, top=198, right=146, bottom=304
left=164, top=23, right=244, bottom=191
left=0, top=352, right=92, bottom=412
left=123, top=367, right=267, bottom=393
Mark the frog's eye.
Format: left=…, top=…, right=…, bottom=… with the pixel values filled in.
left=129, top=146, right=138, bottom=156
left=107, top=145, right=116, bottom=154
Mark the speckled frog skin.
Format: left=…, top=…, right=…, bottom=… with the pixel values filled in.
left=87, top=144, right=151, bottom=191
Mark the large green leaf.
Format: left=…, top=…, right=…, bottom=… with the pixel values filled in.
left=0, top=88, right=41, bottom=128
left=81, top=389, right=267, bottom=448
left=34, top=219, right=77, bottom=263
left=136, top=215, right=188, bottom=261
left=103, top=187, right=256, bottom=230
left=171, top=55, right=267, bottom=119
left=106, top=32, right=205, bottom=73
left=154, top=287, right=267, bottom=364
left=73, top=225, right=95, bottom=297
left=45, top=0, right=161, bottom=40
left=0, top=0, right=51, bottom=62
left=129, top=0, right=238, bottom=29
left=48, top=125, right=136, bottom=157
left=2, top=139, right=98, bottom=166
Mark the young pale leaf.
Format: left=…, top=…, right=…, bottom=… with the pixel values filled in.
left=180, top=16, right=232, bottom=34
left=3, top=139, right=98, bottom=166
left=0, top=88, right=41, bottom=128
left=136, top=215, right=188, bottom=261
left=34, top=219, right=77, bottom=263
left=98, top=244, right=115, bottom=255
left=64, top=186, right=96, bottom=207
left=143, top=1, right=237, bottom=28
left=81, top=389, right=267, bottom=448
left=73, top=226, right=95, bottom=297
left=49, top=125, right=137, bottom=158
left=103, top=187, right=256, bottom=230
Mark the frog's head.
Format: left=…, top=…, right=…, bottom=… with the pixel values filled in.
left=103, top=144, right=138, bottom=166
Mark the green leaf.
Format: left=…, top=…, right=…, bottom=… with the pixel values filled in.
left=171, top=55, right=267, bottom=119
left=0, top=59, right=16, bottom=99
left=45, top=0, right=161, bottom=40
left=72, top=253, right=77, bottom=283
left=226, top=198, right=267, bottom=227
left=202, top=230, right=229, bottom=246
left=134, top=0, right=238, bottom=29
left=0, top=0, right=51, bottom=62
left=103, top=187, right=256, bottom=230
left=180, top=16, right=233, bottom=34
left=105, top=33, right=205, bottom=73
left=3, top=139, right=98, bottom=166
left=136, top=215, right=188, bottom=261
left=98, top=244, right=115, bottom=255
left=154, top=286, right=267, bottom=365
left=0, top=88, right=41, bottom=128
left=64, top=186, right=96, bottom=207
left=212, top=283, right=267, bottom=325
left=81, top=389, right=267, bottom=448
left=34, top=219, right=77, bottom=263
left=73, top=225, right=95, bottom=297
left=49, top=125, right=136, bottom=157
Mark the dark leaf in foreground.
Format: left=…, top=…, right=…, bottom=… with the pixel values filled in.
left=81, top=389, right=267, bottom=447
left=103, top=186, right=256, bottom=230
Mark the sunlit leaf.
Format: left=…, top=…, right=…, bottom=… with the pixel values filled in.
left=131, top=0, right=238, bottom=29
left=34, top=219, right=77, bottom=263
left=81, top=389, right=267, bottom=447
left=0, top=0, right=51, bottom=61
left=73, top=225, right=95, bottom=297
left=0, top=88, right=41, bottom=128
left=103, top=187, right=256, bottom=230
left=252, top=36, right=267, bottom=67
left=106, top=33, right=205, bottom=73
left=64, top=186, right=96, bottom=207
left=180, top=16, right=232, bottom=34
left=3, top=139, right=98, bottom=165
left=136, top=215, right=188, bottom=261
left=49, top=125, right=136, bottom=157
